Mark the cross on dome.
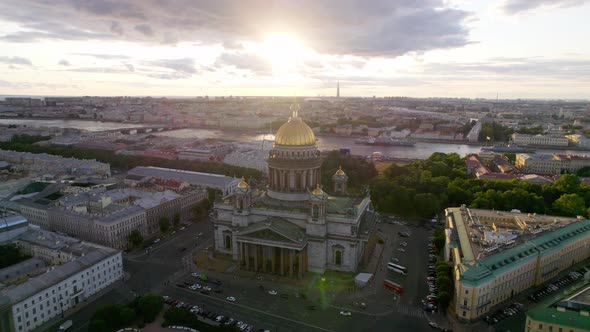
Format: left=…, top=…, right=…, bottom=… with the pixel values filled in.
left=290, top=102, right=300, bottom=118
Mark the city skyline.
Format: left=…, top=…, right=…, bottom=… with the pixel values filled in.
left=0, top=0, right=589, bottom=99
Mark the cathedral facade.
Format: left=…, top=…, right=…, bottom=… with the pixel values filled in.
left=211, top=104, right=376, bottom=276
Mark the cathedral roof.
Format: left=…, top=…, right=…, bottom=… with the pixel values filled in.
left=335, top=166, right=346, bottom=176
left=274, top=103, right=316, bottom=146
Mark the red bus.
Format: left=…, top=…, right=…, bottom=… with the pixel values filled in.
left=383, top=279, right=404, bottom=295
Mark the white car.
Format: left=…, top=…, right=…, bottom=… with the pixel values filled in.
left=203, top=286, right=212, bottom=291
left=153, top=238, right=161, bottom=243
left=339, top=311, right=352, bottom=316
left=191, top=272, right=200, bottom=277
left=428, top=321, right=439, bottom=329
left=268, top=290, right=278, bottom=295
left=193, top=284, right=202, bottom=289
left=390, top=258, right=399, bottom=262
left=180, top=226, right=185, bottom=230
left=226, top=296, right=236, bottom=302
left=397, top=248, right=405, bottom=252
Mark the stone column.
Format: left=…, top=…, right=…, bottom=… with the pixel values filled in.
left=253, top=244, right=258, bottom=272
left=271, top=247, right=276, bottom=273
left=262, top=246, right=267, bottom=273
left=245, top=243, right=250, bottom=270
left=279, top=248, right=284, bottom=276
left=289, top=249, right=294, bottom=277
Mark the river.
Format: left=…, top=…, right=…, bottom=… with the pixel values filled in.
left=0, top=118, right=147, bottom=131
left=0, top=119, right=586, bottom=159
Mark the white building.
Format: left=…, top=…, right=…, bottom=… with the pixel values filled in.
left=128, top=166, right=240, bottom=196
left=0, top=227, right=122, bottom=332
left=516, top=153, right=590, bottom=175
left=511, top=133, right=569, bottom=147
left=0, top=149, right=110, bottom=177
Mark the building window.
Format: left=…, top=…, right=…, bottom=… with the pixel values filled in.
left=334, top=250, right=342, bottom=266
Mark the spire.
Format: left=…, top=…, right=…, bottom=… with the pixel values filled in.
left=290, top=102, right=300, bottom=118
left=337, top=80, right=340, bottom=98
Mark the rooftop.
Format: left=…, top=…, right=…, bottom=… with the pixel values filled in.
left=527, top=283, right=590, bottom=331
left=248, top=190, right=367, bottom=216
left=446, top=207, right=586, bottom=285
left=128, top=166, right=238, bottom=188
left=1, top=228, right=119, bottom=304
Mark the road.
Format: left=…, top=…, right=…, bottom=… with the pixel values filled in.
left=37, top=221, right=213, bottom=332
left=39, top=218, right=449, bottom=332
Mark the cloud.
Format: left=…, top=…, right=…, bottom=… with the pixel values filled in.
left=215, top=52, right=272, bottom=74
left=134, top=24, right=153, bottom=36
left=58, top=59, right=70, bottom=66
left=0, top=79, right=77, bottom=89
left=146, top=58, right=198, bottom=74
left=73, top=53, right=130, bottom=60
left=0, top=0, right=472, bottom=57
left=0, top=56, right=32, bottom=66
left=424, top=57, right=590, bottom=80
left=124, top=63, right=135, bottom=72
left=500, top=0, right=588, bottom=14
left=110, top=21, right=124, bottom=35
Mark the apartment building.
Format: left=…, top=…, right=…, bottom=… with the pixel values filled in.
left=444, top=207, right=590, bottom=321
left=0, top=226, right=122, bottom=332
left=0, top=150, right=110, bottom=177
left=516, top=153, right=590, bottom=175
left=512, top=134, right=569, bottom=147
left=18, top=187, right=206, bottom=249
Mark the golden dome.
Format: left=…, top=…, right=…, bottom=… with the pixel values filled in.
left=237, top=177, right=249, bottom=189
left=312, top=184, right=324, bottom=195
left=274, top=117, right=316, bottom=146
left=335, top=166, right=346, bottom=176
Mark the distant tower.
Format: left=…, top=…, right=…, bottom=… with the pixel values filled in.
left=337, top=81, right=340, bottom=98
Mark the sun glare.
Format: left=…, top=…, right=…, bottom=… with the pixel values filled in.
left=263, top=33, right=308, bottom=72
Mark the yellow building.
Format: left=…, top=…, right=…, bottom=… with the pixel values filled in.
left=444, top=207, right=590, bottom=321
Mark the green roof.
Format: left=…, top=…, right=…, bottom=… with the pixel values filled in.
left=461, top=220, right=590, bottom=286
left=527, top=284, right=590, bottom=331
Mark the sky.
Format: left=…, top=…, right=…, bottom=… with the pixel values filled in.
left=0, top=0, right=589, bottom=99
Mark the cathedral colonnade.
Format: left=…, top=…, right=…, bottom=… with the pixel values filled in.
left=239, top=241, right=307, bottom=278
left=267, top=167, right=321, bottom=192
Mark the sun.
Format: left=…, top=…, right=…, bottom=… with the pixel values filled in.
left=262, top=33, right=308, bottom=72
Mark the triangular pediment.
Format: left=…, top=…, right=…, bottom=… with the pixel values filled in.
left=240, top=229, right=298, bottom=243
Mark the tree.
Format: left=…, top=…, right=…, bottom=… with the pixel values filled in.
left=577, top=166, right=590, bottom=177
left=553, top=174, right=581, bottom=194
left=163, top=307, right=192, bottom=326
left=414, top=193, right=441, bottom=218
left=159, top=217, right=170, bottom=233
left=173, top=212, right=181, bottom=228
left=119, top=307, right=136, bottom=326
left=553, top=193, right=586, bottom=217
left=92, top=304, right=121, bottom=328
left=137, top=293, right=164, bottom=323
left=88, top=319, right=107, bottom=332
left=128, top=229, right=143, bottom=247
left=0, top=244, right=30, bottom=269
left=437, top=291, right=451, bottom=309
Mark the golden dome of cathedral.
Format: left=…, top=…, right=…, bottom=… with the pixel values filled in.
left=335, top=166, right=346, bottom=176
left=274, top=102, right=316, bottom=146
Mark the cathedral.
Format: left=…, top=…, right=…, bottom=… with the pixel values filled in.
left=211, top=103, right=376, bottom=277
